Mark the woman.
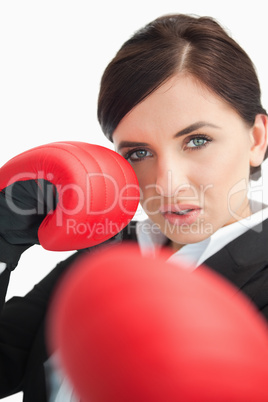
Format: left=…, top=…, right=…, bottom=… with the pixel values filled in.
left=0, top=13, right=268, bottom=402
left=98, top=13, right=268, bottom=311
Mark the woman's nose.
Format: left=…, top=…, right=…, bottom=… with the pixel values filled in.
left=155, top=160, right=190, bottom=197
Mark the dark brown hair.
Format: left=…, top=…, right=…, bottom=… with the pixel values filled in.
left=98, top=14, right=267, bottom=171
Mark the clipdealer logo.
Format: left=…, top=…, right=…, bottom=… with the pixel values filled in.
left=3, top=171, right=140, bottom=226
left=65, top=218, right=126, bottom=239
left=3, top=169, right=267, bottom=235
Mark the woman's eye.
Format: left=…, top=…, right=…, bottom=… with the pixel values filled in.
left=125, top=149, right=152, bottom=161
left=186, top=136, right=211, bottom=149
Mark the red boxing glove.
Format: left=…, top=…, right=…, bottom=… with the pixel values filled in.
left=0, top=142, right=139, bottom=251
left=48, top=244, right=268, bottom=402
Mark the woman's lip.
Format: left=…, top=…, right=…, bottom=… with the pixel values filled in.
left=159, top=204, right=201, bottom=214
left=160, top=206, right=201, bottom=226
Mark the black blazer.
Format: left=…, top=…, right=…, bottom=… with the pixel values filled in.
left=0, top=219, right=268, bottom=401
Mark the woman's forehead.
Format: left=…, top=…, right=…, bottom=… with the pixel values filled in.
left=113, top=74, right=236, bottom=137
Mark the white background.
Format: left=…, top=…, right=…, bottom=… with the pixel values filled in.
left=0, top=1, right=267, bottom=400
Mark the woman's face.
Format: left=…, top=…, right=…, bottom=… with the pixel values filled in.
left=113, top=74, right=256, bottom=249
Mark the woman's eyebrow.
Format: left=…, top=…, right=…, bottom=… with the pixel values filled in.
left=174, top=121, right=221, bottom=138
left=116, top=122, right=220, bottom=150
left=117, top=141, right=149, bottom=151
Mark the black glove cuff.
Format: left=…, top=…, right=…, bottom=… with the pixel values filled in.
left=0, top=235, right=31, bottom=271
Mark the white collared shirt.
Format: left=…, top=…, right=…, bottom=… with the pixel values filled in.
left=136, top=200, right=268, bottom=272
left=0, top=262, right=6, bottom=274
left=44, top=354, right=80, bottom=402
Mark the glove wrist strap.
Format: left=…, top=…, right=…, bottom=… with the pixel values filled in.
left=0, top=235, right=31, bottom=271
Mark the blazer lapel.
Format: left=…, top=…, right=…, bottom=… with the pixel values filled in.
left=199, top=219, right=268, bottom=291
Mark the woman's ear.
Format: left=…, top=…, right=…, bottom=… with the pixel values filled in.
left=249, top=114, right=268, bottom=167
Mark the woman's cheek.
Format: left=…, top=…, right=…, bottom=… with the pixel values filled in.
left=140, top=188, right=161, bottom=216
